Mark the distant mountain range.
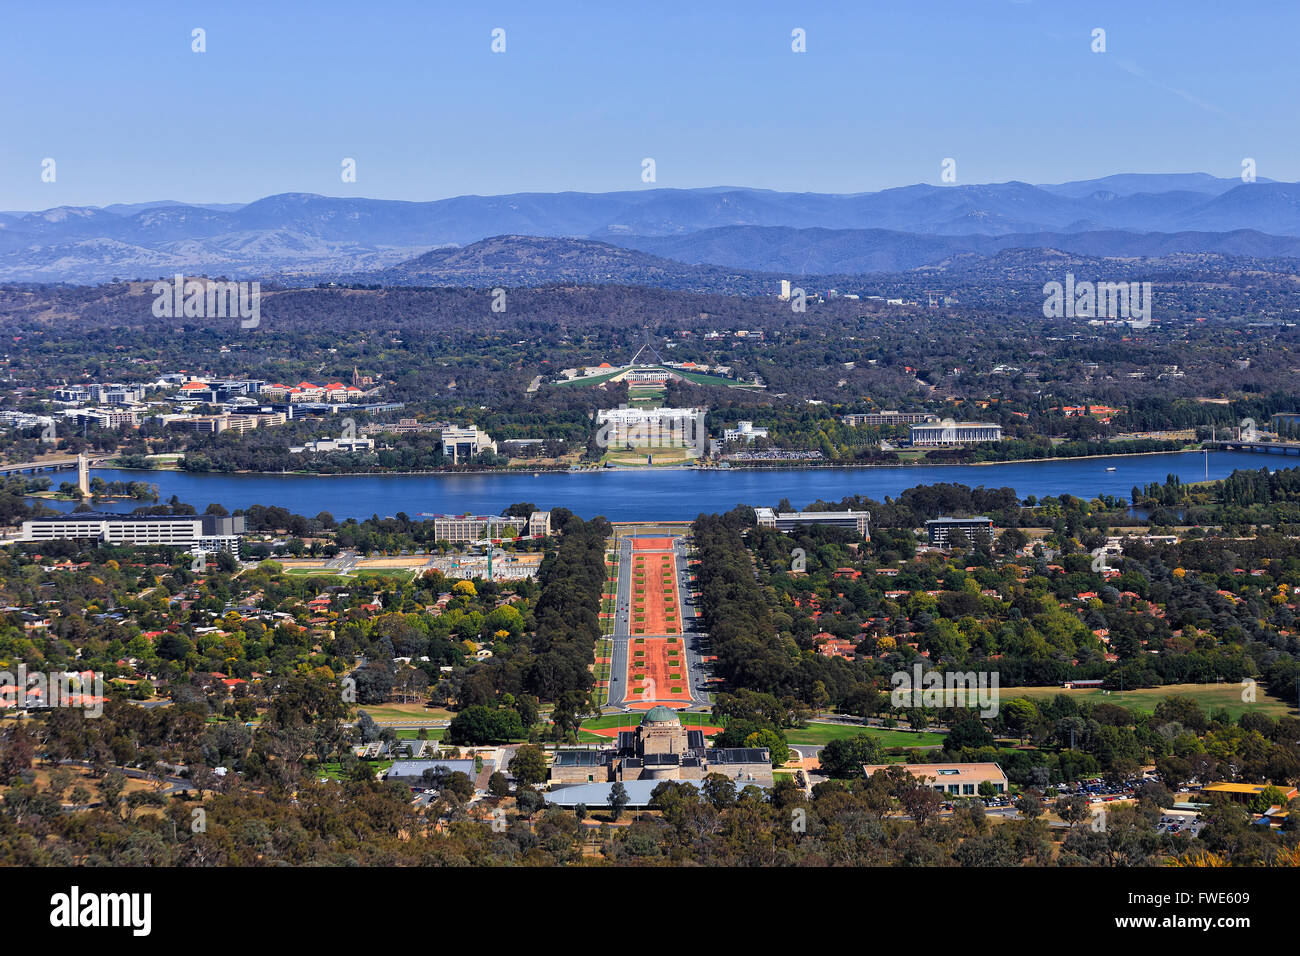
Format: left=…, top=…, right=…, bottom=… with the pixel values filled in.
left=4, top=174, right=1300, bottom=285
left=606, top=226, right=1300, bottom=276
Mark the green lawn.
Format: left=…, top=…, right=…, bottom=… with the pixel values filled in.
left=554, top=370, right=624, bottom=387
left=785, top=723, right=946, bottom=748
left=316, top=759, right=393, bottom=781
left=281, top=566, right=415, bottom=580
left=555, top=366, right=756, bottom=390
left=393, top=727, right=446, bottom=740
left=1000, top=682, right=1294, bottom=720
left=627, top=387, right=665, bottom=408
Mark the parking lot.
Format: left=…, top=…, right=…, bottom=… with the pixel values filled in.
left=1156, top=813, right=1205, bottom=838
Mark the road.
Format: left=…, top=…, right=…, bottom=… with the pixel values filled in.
left=605, top=534, right=633, bottom=708
left=672, top=536, right=710, bottom=706
left=56, top=759, right=197, bottom=796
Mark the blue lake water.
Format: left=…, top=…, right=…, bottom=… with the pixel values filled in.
left=54, top=450, right=1281, bottom=521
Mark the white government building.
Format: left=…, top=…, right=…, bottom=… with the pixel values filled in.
left=723, top=421, right=768, bottom=442
left=595, top=406, right=706, bottom=447
left=909, top=422, right=1003, bottom=445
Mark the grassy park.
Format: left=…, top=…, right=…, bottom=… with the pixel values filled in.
left=784, top=723, right=946, bottom=748
left=1000, top=682, right=1293, bottom=720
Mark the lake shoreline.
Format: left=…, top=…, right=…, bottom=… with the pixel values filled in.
left=35, top=450, right=1268, bottom=522
left=104, top=445, right=1209, bottom=479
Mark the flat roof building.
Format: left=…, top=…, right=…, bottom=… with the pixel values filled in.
left=545, top=779, right=704, bottom=809
left=385, top=759, right=479, bottom=789
left=428, top=513, right=527, bottom=544
left=14, top=513, right=245, bottom=555
left=910, top=422, right=1002, bottom=445
left=925, top=516, right=994, bottom=547
left=66, top=408, right=141, bottom=429
left=842, top=411, right=938, bottom=426
left=528, top=511, right=552, bottom=537
left=754, top=506, right=870, bottom=540
left=440, top=425, right=496, bottom=463
left=1201, top=782, right=1300, bottom=804
left=863, top=761, right=1008, bottom=796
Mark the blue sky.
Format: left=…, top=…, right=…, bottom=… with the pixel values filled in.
left=1, top=0, right=1295, bottom=209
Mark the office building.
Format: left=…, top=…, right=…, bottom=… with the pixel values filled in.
left=440, top=425, right=497, bottom=463
left=925, top=516, right=994, bottom=546
left=428, top=513, right=527, bottom=544
left=65, top=408, right=141, bottom=429
left=14, top=514, right=246, bottom=555
left=841, top=411, right=939, bottom=426
left=863, top=762, right=1007, bottom=797
left=754, top=507, right=870, bottom=539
